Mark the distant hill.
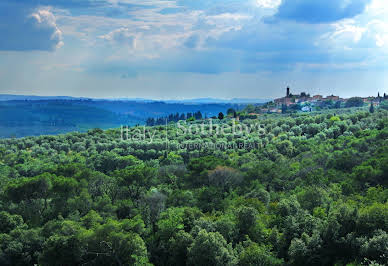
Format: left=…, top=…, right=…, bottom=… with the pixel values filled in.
left=78, top=100, right=245, bottom=118
left=0, top=94, right=271, bottom=104
left=0, top=94, right=89, bottom=101
left=0, top=100, right=142, bottom=138
left=165, top=98, right=271, bottom=104
left=0, top=98, right=248, bottom=138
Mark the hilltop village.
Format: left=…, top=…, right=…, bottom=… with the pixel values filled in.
left=145, top=88, right=388, bottom=125
left=255, top=87, right=388, bottom=114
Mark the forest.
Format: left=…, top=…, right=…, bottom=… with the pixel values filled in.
left=0, top=100, right=240, bottom=138
left=0, top=106, right=387, bottom=265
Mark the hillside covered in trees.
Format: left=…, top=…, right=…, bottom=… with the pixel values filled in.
left=0, top=100, right=242, bottom=138
left=0, top=108, right=387, bottom=265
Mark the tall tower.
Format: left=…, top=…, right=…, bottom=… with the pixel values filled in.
left=286, top=87, right=290, bottom=98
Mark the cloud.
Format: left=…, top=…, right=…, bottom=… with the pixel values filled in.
left=3, top=0, right=384, bottom=75
left=2, top=0, right=114, bottom=10
left=99, top=28, right=137, bottom=48
left=255, top=0, right=282, bottom=9
left=0, top=3, right=63, bottom=51
left=270, top=0, right=372, bottom=24
left=315, top=1, right=388, bottom=52
left=199, top=0, right=388, bottom=73
left=2, top=0, right=388, bottom=99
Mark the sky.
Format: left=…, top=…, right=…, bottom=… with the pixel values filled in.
left=0, top=0, right=388, bottom=99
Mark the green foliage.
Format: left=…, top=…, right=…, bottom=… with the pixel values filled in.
left=186, top=155, right=225, bottom=187
left=0, top=100, right=237, bottom=138
left=187, top=230, right=237, bottom=266
left=380, top=100, right=388, bottom=110
left=0, top=227, right=44, bottom=266
left=84, top=220, right=151, bottom=265
left=39, top=233, right=84, bottom=266
left=236, top=207, right=258, bottom=237
left=346, top=97, right=365, bottom=108
left=5, top=174, right=52, bottom=203
left=370, top=102, right=375, bottom=113
left=238, top=241, right=283, bottom=266
left=330, top=116, right=341, bottom=122
left=0, top=108, right=387, bottom=265
left=227, top=108, right=237, bottom=118
left=0, top=211, right=24, bottom=234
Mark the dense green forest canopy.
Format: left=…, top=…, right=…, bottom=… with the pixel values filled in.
left=0, top=107, right=387, bottom=265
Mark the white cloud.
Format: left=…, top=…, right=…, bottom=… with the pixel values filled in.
left=319, top=19, right=366, bottom=47
left=30, top=9, right=64, bottom=49
left=366, top=20, right=388, bottom=48
left=99, top=28, right=137, bottom=48
left=46, top=0, right=388, bottom=74
left=206, top=13, right=252, bottom=23
left=317, top=0, right=388, bottom=52
left=0, top=5, right=63, bottom=51
left=256, top=0, right=282, bottom=9
left=59, top=0, right=253, bottom=57
left=365, top=0, right=388, bottom=16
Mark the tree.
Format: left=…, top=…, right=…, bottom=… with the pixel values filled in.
left=145, top=188, right=167, bottom=225
left=245, top=105, right=255, bottom=113
left=194, top=111, right=203, bottom=120
left=160, top=152, right=184, bottom=166
left=345, top=97, right=364, bottom=108
left=276, top=140, right=294, bottom=156
left=114, top=164, right=156, bottom=201
left=187, top=230, right=237, bottom=266
left=218, top=112, right=224, bottom=120
left=236, top=207, right=258, bottom=237
left=281, top=104, right=287, bottom=114
left=208, top=166, right=243, bottom=192
left=186, top=156, right=225, bottom=187
left=288, top=232, right=323, bottom=266
left=167, top=230, right=193, bottom=266
left=5, top=174, right=52, bottom=203
left=197, top=187, right=225, bottom=212
left=0, top=211, right=24, bottom=234
left=39, top=234, right=84, bottom=266
left=380, top=100, right=388, bottom=110
left=360, top=230, right=388, bottom=264
left=334, top=101, right=341, bottom=109
left=227, top=108, right=236, bottom=117
left=152, top=208, right=194, bottom=265
left=238, top=242, right=283, bottom=266
left=370, top=102, right=375, bottom=113
left=187, top=116, right=195, bottom=122
left=156, top=208, right=185, bottom=242
left=0, top=228, right=44, bottom=265
left=146, top=118, right=155, bottom=126
left=83, top=220, right=151, bottom=266
left=5, top=174, right=52, bottom=224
